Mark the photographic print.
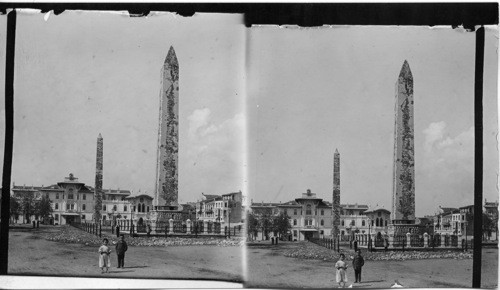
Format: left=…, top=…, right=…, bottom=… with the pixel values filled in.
left=0, top=10, right=245, bottom=282
left=245, top=26, right=498, bottom=288
left=0, top=5, right=498, bottom=289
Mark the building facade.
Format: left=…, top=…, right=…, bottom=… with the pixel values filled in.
left=11, top=174, right=132, bottom=226
left=196, top=191, right=244, bottom=225
left=249, top=190, right=383, bottom=242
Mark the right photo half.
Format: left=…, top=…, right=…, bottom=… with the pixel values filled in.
left=245, top=26, right=498, bottom=288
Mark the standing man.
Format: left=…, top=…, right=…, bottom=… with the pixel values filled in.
left=115, top=234, right=128, bottom=268
left=352, top=249, right=365, bottom=283
left=353, top=239, right=358, bottom=252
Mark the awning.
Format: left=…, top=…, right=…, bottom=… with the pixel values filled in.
left=299, top=229, right=318, bottom=232
left=61, top=213, right=80, bottom=216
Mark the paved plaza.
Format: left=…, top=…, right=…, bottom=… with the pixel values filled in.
left=7, top=225, right=243, bottom=282
left=246, top=241, right=498, bottom=288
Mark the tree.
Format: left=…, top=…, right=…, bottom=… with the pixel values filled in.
left=35, top=195, right=53, bottom=223
left=10, top=196, right=21, bottom=224
left=272, top=212, right=291, bottom=239
left=483, top=213, right=495, bottom=240
left=15, top=191, right=37, bottom=223
left=247, top=212, right=260, bottom=240
left=260, top=214, right=272, bottom=240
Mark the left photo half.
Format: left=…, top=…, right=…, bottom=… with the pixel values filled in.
left=0, top=10, right=246, bottom=284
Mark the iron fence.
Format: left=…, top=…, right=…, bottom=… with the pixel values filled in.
left=410, top=235, right=424, bottom=247
left=393, top=235, right=407, bottom=248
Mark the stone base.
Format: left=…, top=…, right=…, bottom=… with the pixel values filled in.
left=388, top=220, right=422, bottom=235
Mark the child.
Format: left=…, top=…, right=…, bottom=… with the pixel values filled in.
left=98, top=238, right=112, bottom=273
left=335, top=253, right=348, bottom=288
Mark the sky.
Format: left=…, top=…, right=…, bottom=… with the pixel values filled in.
left=247, top=26, right=498, bottom=216
left=0, top=14, right=498, bottom=216
left=0, top=11, right=246, bottom=204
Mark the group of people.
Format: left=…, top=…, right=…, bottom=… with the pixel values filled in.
left=335, top=250, right=365, bottom=288
left=98, top=235, right=129, bottom=273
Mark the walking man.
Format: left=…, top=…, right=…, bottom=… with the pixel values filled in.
left=115, top=234, right=128, bottom=268
left=353, top=239, right=358, bottom=252
left=352, top=250, right=365, bottom=283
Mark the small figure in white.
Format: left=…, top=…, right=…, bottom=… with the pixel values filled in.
left=98, top=238, right=112, bottom=273
left=335, top=253, right=348, bottom=288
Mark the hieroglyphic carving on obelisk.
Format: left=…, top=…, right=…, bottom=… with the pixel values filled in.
left=332, top=149, right=341, bottom=237
left=94, top=133, right=103, bottom=222
left=154, top=46, right=179, bottom=210
left=391, top=60, right=415, bottom=223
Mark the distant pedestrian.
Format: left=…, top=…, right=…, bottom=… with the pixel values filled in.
left=335, top=253, right=348, bottom=288
left=115, top=234, right=128, bottom=268
left=116, top=225, right=120, bottom=238
left=352, top=250, right=364, bottom=283
left=384, top=236, right=389, bottom=251
left=353, top=239, right=358, bottom=252
left=147, top=225, right=152, bottom=237
left=98, top=238, right=112, bottom=273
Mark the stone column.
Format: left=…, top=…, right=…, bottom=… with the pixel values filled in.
left=423, top=233, right=429, bottom=248
left=154, top=46, right=179, bottom=209
left=406, top=232, right=411, bottom=248
left=93, top=134, right=103, bottom=223
left=392, top=60, right=415, bottom=224
left=186, top=219, right=191, bottom=234
left=388, top=233, right=394, bottom=249
left=441, top=234, right=446, bottom=248
left=168, top=219, right=174, bottom=234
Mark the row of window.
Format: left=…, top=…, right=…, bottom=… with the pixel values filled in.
left=54, top=203, right=151, bottom=213
left=53, top=192, right=130, bottom=202
left=52, top=214, right=128, bottom=222
left=285, top=207, right=387, bottom=217
left=102, top=204, right=132, bottom=212
left=338, top=219, right=388, bottom=227
left=54, top=192, right=90, bottom=200
left=292, top=219, right=326, bottom=226
left=54, top=203, right=88, bottom=211
left=288, top=207, right=328, bottom=216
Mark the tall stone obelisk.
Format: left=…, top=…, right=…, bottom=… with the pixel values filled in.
left=94, top=133, right=103, bottom=223
left=391, top=60, right=415, bottom=224
left=332, top=149, right=341, bottom=238
left=154, top=46, right=179, bottom=212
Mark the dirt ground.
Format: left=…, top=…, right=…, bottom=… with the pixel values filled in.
left=245, top=241, right=498, bottom=288
left=7, top=225, right=243, bottom=283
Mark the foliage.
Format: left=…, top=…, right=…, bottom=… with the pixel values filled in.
left=483, top=213, right=496, bottom=234
left=10, top=197, right=21, bottom=223
left=247, top=212, right=260, bottom=239
left=35, top=195, right=53, bottom=221
left=260, top=214, right=272, bottom=237
left=272, top=212, right=292, bottom=238
left=14, top=191, right=37, bottom=222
